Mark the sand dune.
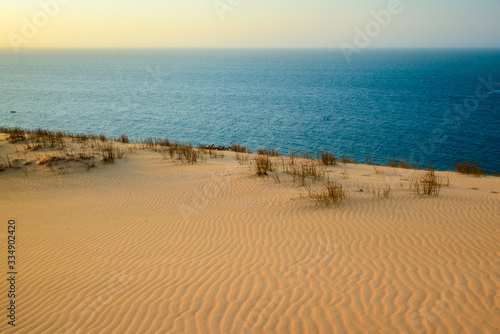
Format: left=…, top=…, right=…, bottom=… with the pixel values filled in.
left=1, top=140, right=499, bottom=333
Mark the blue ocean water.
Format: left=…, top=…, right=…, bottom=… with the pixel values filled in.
left=0, top=48, right=499, bottom=171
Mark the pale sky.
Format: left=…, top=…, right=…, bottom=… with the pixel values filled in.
left=1, top=0, right=499, bottom=49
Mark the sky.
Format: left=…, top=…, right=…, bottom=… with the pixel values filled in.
left=1, top=0, right=500, bottom=49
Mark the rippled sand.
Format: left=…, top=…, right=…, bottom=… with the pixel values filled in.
left=1, top=139, right=499, bottom=333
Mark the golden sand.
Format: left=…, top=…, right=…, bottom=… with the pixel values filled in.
left=0, top=137, right=499, bottom=333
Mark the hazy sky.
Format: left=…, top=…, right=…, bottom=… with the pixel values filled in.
left=1, top=0, right=500, bottom=49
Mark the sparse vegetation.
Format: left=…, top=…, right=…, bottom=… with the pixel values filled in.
left=372, top=185, right=392, bottom=199
left=283, top=160, right=325, bottom=186
left=101, top=143, right=117, bottom=163
left=230, top=144, right=252, bottom=154
left=319, top=151, right=337, bottom=166
left=234, top=152, right=250, bottom=164
left=410, top=167, right=444, bottom=197
left=341, top=155, right=358, bottom=165
left=119, top=134, right=130, bottom=144
left=0, top=127, right=488, bottom=209
left=271, top=171, right=281, bottom=184
left=388, top=157, right=420, bottom=170
left=255, top=155, right=273, bottom=176
left=455, top=160, right=486, bottom=177
left=257, top=147, right=279, bottom=157
left=306, top=180, right=348, bottom=206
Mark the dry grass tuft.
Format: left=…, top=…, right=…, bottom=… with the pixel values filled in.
left=319, top=151, right=337, bottom=166
left=257, top=147, right=279, bottom=157
left=230, top=144, right=252, bottom=154
left=372, top=184, right=392, bottom=199
left=255, top=155, right=273, bottom=176
left=100, top=143, right=125, bottom=163
left=341, top=155, right=358, bottom=165
left=410, top=167, right=444, bottom=197
left=306, top=180, right=348, bottom=206
left=119, top=134, right=130, bottom=144
left=388, top=157, right=421, bottom=170
left=455, top=160, right=486, bottom=177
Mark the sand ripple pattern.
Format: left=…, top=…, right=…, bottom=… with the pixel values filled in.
left=1, top=155, right=499, bottom=333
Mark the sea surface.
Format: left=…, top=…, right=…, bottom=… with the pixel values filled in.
left=0, top=48, right=499, bottom=171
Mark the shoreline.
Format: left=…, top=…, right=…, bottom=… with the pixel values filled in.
left=1, top=126, right=497, bottom=176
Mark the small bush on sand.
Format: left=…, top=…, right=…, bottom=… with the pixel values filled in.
left=101, top=143, right=116, bottom=163
left=119, top=134, right=130, bottom=144
left=257, top=147, right=279, bottom=157
left=388, top=157, right=420, bottom=170
left=255, top=155, right=273, bottom=176
left=231, top=144, right=252, bottom=154
left=341, top=155, right=358, bottom=165
left=308, top=180, right=348, bottom=206
left=319, top=151, right=337, bottom=166
left=455, top=160, right=486, bottom=177
left=410, top=167, right=443, bottom=197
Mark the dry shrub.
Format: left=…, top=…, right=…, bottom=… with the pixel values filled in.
left=257, top=147, right=279, bottom=157
left=160, top=143, right=205, bottom=164
left=231, top=144, right=252, bottom=154
left=286, top=161, right=325, bottom=186
left=388, top=157, right=420, bottom=170
left=100, top=143, right=125, bottom=163
left=119, top=134, right=130, bottom=144
left=319, top=151, right=337, bottom=166
left=455, top=160, right=486, bottom=177
left=308, top=180, right=348, bottom=206
left=410, top=167, right=443, bottom=197
left=388, top=157, right=399, bottom=168
left=101, top=143, right=116, bottom=163
left=255, top=155, right=273, bottom=176
left=341, top=155, right=358, bottom=165
left=2, top=127, right=26, bottom=143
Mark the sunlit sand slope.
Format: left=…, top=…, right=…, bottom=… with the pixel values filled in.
left=1, top=147, right=499, bottom=333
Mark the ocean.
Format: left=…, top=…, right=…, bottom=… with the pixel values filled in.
left=0, top=48, right=499, bottom=171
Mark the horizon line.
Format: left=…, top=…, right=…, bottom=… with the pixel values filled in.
left=1, top=46, right=500, bottom=51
